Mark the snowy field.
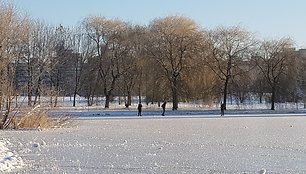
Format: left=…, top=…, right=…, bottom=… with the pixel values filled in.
left=1, top=97, right=306, bottom=173
left=1, top=111, right=306, bottom=173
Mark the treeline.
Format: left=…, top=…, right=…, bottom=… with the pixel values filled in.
left=1, top=2, right=306, bottom=114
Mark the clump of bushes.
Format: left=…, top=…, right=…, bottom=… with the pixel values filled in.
left=10, top=105, right=71, bottom=129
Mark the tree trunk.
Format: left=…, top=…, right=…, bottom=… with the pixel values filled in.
left=33, top=89, right=40, bottom=106
left=28, top=93, right=32, bottom=107
left=259, top=92, right=263, bottom=104
left=54, top=95, right=58, bottom=107
left=0, top=96, right=2, bottom=111
left=73, top=57, right=80, bottom=107
left=1, top=99, right=11, bottom=129
left=271, top=85, right=275, bottom=110
left=103, top=77, right=117, bottom=109
left=27, top=81, right=32, bottom=106
left=223, top=76, right=230, bottom=110
left=73, top=82, right=78, bottom=107
left=105, top=93, right=110, bottom=108
left=87, top=96, right=93, bottom=106
left=73, top=93, right=76, bottom=107
left=127, top=91, right=132, bottom=106
left=138, top=87, right=141, bottom=104
left=34, top=77, right=41, bottom=106
left=138, top=78, right=142, bottom=104
left=172, top=78, right=178, bottom=110
left=50, top=96, right=53, bottom=107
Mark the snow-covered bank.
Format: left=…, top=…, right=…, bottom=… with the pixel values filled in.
left=2, top=116, right=306, bottom=173
left=0, top=139, right=24, bottom=172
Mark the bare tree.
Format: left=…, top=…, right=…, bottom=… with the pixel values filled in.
left=119, top=25, right=147, bottom=106
left=83, top=16, right=134, bottom=108
left=254, top=38, right=294, bottom=110
left=68, top=27, right=95, bottom=107
left=145, top=16, right=204, bottom=110
left=0, top=2, right=30, bottom=128
left=50, top=25, right=83, bottom=107
left=206, top=26, right=256, bottom=109
left=23, top=21, right=57, bottom=106
left=296, top=49, right=306, bottom=108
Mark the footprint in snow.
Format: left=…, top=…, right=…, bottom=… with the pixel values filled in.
left=258, top=169, right=266, bottom=174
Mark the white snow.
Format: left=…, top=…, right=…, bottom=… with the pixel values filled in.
left=0, top=139, right=24, bottom=172
left=1, top=110, right=306, bottom=173
left=2, top=97, right=306, bottom=173
left=259, top=169, right=267, bottom=174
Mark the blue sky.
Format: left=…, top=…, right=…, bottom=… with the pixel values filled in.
left=13, top=0, right=306, bottom=48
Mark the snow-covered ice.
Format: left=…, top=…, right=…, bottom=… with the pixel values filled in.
left=1, top=110, right=306, bottom=173
left=0, top=139, right=24, bottom=172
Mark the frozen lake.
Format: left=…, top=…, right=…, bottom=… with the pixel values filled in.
left=2, top=112, right=306, bottom=173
